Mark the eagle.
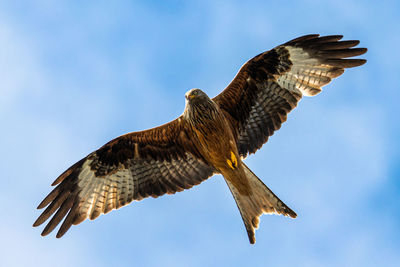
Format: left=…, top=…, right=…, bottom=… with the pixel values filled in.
left=34, top=34, right=367, bottom=244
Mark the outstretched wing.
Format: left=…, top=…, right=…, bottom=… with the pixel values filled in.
left=33, top=117, right=215, bottom=238
left=213, top=34, right=367, bottom=158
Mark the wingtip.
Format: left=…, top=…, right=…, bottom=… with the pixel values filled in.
left=284, top=34, right=320, bottom=45
left=349, top=58, right=368, bottom=67
left=33, top=215, right=46, bottom=227
left=360, top=47, right=368, bottom=54
left=359, top=58, right=367, bottom=65
left=56, top=232, right=65, bottom=238
left=40, top=230, right=50, bottom=237
left=320, top=35, right=344, bottom=41
left=37, top=201, right=47, bottom=210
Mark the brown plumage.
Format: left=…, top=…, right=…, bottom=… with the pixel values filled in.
left=34, top=34, right=367, bottom=243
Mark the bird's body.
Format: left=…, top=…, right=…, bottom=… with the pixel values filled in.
left=183, top=90, right=235, bottom=171
left=183, top=89, right=296, bottom=243
left=183, top=90, right=247, bottom=191
left=34, top=34, right=367, bottom=243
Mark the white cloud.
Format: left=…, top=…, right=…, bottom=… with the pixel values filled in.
left=0, top=1, right=398, bottom=267
left=0, top=21, right=46, bottom=113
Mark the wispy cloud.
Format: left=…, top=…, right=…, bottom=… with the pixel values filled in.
left=1, top=1, right=399, bottom=267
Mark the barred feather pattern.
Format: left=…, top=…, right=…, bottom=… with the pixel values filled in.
left=33, top=119, right=215, bottom=238
left=214, top=34, right=367, bottom=158
left=34, top=34, right=367, bottom=243
left=237, top=80, right=302, bottom=156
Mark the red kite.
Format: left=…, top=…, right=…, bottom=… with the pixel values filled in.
left=34, top=34, right=367, bottom=244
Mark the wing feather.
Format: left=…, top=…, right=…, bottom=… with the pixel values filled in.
left=213, top=34, right=367, bottom=157
left=34, top=117, right=215, bottom=237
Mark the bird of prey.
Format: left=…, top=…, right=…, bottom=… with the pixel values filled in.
left=34, top=34, right=367, bottom=244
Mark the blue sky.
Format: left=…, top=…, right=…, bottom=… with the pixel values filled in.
left=1, top=1, right=399, bottom=266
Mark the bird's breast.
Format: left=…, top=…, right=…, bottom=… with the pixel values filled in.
left=188, top=106, right=240, bottom=172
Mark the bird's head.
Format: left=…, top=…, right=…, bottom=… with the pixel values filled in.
left=183, top=88, right=216, bottom=121
left=185, top=88, right=209, bottom=103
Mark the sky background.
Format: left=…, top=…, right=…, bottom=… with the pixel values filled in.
left=1, top=1, right=399, bottom=266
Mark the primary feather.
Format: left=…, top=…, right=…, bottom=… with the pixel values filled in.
left=34, top=34, right=366, bottom=243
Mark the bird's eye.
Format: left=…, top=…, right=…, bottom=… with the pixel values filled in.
left=192, top=91, right=198, bottom=95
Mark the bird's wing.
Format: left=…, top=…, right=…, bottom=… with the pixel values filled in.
left=33, top=117, right=215, bottom=238
left=213, top=34, right=367, bottom=158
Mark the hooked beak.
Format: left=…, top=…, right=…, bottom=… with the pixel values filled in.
left=186, top=93, right=195, bottom=100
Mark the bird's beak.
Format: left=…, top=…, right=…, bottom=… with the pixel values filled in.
left=186, top=94, right=194, bottom=100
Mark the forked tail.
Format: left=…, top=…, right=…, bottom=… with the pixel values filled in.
left=225, top=163, right=297, bottom=244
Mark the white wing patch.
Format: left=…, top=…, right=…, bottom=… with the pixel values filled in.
left=76, top=160, right=134, bottom=221
left=276, top=46, right=343, bottom=97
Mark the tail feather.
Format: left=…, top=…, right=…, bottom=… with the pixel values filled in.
left=225, top=163, right=296, bottom=244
